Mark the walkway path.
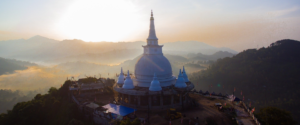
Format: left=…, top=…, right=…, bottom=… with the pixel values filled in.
left=233, top=104, right=256, bottom=125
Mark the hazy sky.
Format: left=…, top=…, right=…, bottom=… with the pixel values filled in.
left=1, top=0, right=300, bottom=51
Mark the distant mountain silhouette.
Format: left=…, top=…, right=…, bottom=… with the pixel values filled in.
left=54, top=51, right=234, bottom=79
left=163, top=41, right=237, bottom=55
left=0, top=36, right=237, bottom=64
left=0, top=35, right=59, bottom=59
left=187, top=51, right=235, bottom=61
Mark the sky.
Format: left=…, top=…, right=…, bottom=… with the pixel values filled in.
left=0, top=0, right=300, bottom=51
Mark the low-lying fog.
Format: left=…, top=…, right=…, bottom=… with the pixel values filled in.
left=0, top=37, right=236, bottom=113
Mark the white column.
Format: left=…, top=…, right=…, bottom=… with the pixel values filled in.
left=160, top=96, right=163, bottom=106
left=138, top=96, right=141, bottom=106
left=128, top=95, right=131, bottom=104
left=148, top=96, right=152, bottom=109
left=171, top=95, right=174, bottom=107
left=180, top=94, right=182, bottom=104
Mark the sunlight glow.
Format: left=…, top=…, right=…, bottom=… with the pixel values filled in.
left=57, top=0, right=143, bottom=42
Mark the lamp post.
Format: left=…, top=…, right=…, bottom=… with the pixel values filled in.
left=146, top=91, right=150, bottom=123
left=181, top=89, right=187, bottom=111
left=182, top=92, right=184, bottom=111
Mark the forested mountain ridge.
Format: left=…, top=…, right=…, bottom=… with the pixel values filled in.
left=0, top=81, right=87, bottom=125
left=189, top=39, right=300, bottom=123
left=0, top=57, right=37, bottom=75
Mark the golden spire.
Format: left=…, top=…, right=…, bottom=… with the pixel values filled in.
left=151, top=10, right=153, bottom=17
left=148, top=10, right=157, bottom=40
left=150, top=10, right=154, bottom=20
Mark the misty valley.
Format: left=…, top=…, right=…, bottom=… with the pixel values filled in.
left=0, top=34, right=299, bottom=125
left=0, top=36, right=235, bottom=114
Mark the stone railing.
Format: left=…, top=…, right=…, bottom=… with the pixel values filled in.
left=114, top=83, right=194, bottom=96
left=119, top=101, right=184, bottom=110
left=242, top=102, right=261, bottom=125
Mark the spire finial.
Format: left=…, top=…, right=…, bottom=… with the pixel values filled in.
left=127, top=70, right=130, bottom=76
left=151, top=10, right=153, bottom=17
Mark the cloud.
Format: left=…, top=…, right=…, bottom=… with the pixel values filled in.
left=156, top=13, right=300, bottom=51
left=269, top=6, right=299, bottom=17
left=0, top=66, right=76, bottom=91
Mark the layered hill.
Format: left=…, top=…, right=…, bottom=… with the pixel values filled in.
left=189, top=39, right=300, bottom=123
left=187, top=51, right=235, bottom=61
left=0, top=57, right=36, bottom=75
left=0, top=36, right=237, bottom=64
left=55, top=50, right=234, bottom=79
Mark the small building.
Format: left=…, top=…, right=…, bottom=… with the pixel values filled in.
left=102, top=103, right=136, bottom=120
left=85, top=102, right=100, bottom=114
left=69, top=77, right=111, bottom=96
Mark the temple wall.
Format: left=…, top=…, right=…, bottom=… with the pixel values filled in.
left=114, top=72, right=194, bottom=110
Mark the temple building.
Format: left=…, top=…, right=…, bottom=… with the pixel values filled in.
left=114, top=11, right=194, bottom=110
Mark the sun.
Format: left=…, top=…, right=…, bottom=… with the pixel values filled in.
left=56, top=0, right=143, bottom=42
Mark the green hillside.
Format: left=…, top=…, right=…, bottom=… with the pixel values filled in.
left=190, top=39, right=300, bottom=123
left=0, top=80, right=89, bottom=125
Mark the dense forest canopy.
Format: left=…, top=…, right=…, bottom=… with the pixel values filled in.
left=0, top=80, right=89, bottom=125
left=0, top=89, right=42, bottom=113
left=255, top=106, right=297, bottom=125
left=190, top=39, right=300, bottom=124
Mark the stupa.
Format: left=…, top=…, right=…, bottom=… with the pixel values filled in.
left=114, top=11, right=194, bottom=110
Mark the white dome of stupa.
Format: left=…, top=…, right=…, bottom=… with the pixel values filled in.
left=182, top=66, right=189, bottom=82
left=175, top=69, right=187, bottom=88
left=135, top=55, right=172, bottom=79
left=122, top=70, right=134, bottom=89
left=117, top=67, right=125, bottom=86
left=149, top=73, right=162, bottom=91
